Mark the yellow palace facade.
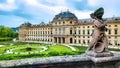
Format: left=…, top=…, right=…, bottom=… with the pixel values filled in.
left=19, top=11, right=120, bottom=46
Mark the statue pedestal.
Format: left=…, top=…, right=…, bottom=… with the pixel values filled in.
left=85, top=52, right=120, bottom=68
left=86, top=51, right=113, bottom=57
left=86, top=51, right=120, bottom=68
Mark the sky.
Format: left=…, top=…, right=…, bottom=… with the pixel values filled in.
left=0, top=0, right=120, bottom=27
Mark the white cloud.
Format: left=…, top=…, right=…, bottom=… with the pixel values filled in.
left=23, top=0, right=38, bottom=6
left=0, top=0, right=17, bottom=11
left=87, top=0, right=100, bottom=6
left=1, top=0, right=120, bottom=27
left=20, top=0, right=94, bottom=20
left=22, top=0, right=70, bottom=16
left=45, top=0, right=66, bottom=6
left=23, top=0, right=66, bottom=6
left=73, top=10, right=93, bottom=19
left=87, top=0, right=120, bottom=7
left=23, top=0, right=120, bottom=19
left=23, top=0, right=96, bottom=19
left=7, top=0, right=15, bottom=4
left=87, top=0, right=120, bottom=17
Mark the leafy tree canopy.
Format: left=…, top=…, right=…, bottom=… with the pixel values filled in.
left=0, top=25, right=18, bottom=38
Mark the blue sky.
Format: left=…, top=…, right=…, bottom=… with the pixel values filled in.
left=0, top=0, right=120, bottom=27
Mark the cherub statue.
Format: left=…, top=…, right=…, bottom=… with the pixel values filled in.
left=86, top=7, right=109, bottom=53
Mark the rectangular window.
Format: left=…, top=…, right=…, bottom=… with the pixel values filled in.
left=79, top=40, right=81, bottom=43
left=75, top=30, right=76, bottom=34
left=87, top=30, right=90, bottom=35
left=114, top=29, right=118, bottom=34
left=59, top=28, right=61, bottom=34
left=83, top=40, right=85, bottom=44
left=87, top=40, right=90, bottom=44
left=59, top=22, right=61, bottom=24
left=70, top=30, right=72, bottom=34
left=79, top=30, right=80, bottom=34
left=83, top=30, right=85, bottom=34
left=74, top=39, right=76, bottom=43
left=63, top=21, right=65, bottom=24
left=91, top=30, right=94, bottom=35
left=108, top=29, right=111, bottom=34
left=63, top=28, right=65, bottom=34
left=55, top=28, right=57, bottom=34
left=48, top=31, right=49, bottom=34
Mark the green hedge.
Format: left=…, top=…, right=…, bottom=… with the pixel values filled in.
left=0, top=37, right=13, bottom=41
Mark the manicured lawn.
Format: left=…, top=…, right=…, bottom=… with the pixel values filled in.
left=12, top=47, right=43, bottom=52
left=0, top=47, right=5, bottom=54
left=0, top=41, right=120, bottom=61
left=0, top=42, right=86, bottom=60
left=72, top=46, right=87, bottom=53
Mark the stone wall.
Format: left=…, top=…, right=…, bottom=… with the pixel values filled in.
left=0, top=52, right=120, bottom=68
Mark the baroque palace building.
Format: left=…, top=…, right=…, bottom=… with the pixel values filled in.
left=19, top=11, right=120, bottom=46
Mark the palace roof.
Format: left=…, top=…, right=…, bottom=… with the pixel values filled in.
left=53, top=11, right=77, bottom=20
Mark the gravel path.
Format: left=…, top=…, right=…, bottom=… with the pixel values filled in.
left=5, top=46, right=48, bottom=55
left=0, top=45, right=4, bottom=47
left=63, top=44, right=76, bottom=51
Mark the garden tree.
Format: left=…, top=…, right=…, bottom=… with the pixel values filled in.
left=0, top=26, right=4, bottom=36
left=12, top=32, right=18, bottom=38
left=0, top=25, right=18, bottom=38
left=1, top=27, right=12, bottom=37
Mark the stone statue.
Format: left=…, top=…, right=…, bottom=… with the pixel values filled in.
left=86, top=7, right=113, bottom=57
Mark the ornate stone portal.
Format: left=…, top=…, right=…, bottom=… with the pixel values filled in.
left=86, top=7, right=113, bottom=57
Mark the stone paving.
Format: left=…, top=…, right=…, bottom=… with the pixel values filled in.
left=0, top=54, right=89, bottom=67
left=0, top=52, right=120, bottom=68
